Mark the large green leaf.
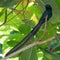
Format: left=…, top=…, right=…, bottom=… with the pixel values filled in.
left=21, top=47, right=38, bottom=60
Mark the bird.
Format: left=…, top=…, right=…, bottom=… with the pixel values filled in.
left=5, top=4, right=52, bottom=57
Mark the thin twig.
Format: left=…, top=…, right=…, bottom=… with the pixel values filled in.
left=7, top=0, right=29, bottom=23
left=7, top=0, right=22, bottom=16
left=40, top=15, right=48, bottom=40
left=2, top=36, right=56, bottom=60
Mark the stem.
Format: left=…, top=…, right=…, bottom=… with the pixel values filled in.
left=2, top=36, right=56, bottom=60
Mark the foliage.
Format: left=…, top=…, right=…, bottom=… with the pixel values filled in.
left=0, top=0, right=60, bottom=60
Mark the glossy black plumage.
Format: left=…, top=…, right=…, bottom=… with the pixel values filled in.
left=5, top=4, right=52, bottom=57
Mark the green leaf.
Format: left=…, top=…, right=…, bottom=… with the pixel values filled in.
left=21, top=47, right=38, bottom=60
left=55, top=0, right=60, bottom=9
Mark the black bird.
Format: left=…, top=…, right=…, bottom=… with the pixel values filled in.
left=5, top=4, right=52, bottom=57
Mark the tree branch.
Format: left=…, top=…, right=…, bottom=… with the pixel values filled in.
left=2, top=36, right=56, bottom=60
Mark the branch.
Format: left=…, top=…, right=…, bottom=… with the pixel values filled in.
left=7, top=0, right=29, bottom=23
left=2, top=36, right=56, bottom=60
left=40, top=15, right=48, bottom=40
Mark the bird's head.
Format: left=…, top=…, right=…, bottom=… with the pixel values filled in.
left=45, top=4, right=52, bottom=10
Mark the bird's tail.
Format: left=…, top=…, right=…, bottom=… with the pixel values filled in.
left=5, top=20, right=43, bottom=57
